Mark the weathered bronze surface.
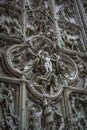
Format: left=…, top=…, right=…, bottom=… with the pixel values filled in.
left=0, top=0, right=87, bottom=130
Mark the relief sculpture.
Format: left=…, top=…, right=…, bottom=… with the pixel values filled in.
left=43, top=98, right=65, bottom=130
left=5, top=37, right=78, bottom=99
left=0, top=0, right=87, bottom=130
left=25, top=104, right=42, bottom=130
left=55, top=0, right=85, bottom=52
left=70, top=93, right=87, bottom=130
left=0, top=0, right=23, bottom=38
left=0, top=82, right=18, bottom=130
left=25, top=0, right=55, bottom=41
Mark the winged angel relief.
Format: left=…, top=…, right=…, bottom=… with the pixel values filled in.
left=5, top=37, right=78, bottom=98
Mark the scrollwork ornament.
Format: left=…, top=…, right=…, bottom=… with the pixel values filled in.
left=4, top=36, right=78, bottom=100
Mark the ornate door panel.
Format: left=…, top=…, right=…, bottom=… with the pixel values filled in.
left=0, top=0, right=87, bottom=130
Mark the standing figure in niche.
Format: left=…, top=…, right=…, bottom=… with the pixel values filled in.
left=71, top=96, right=87, bottom=130
left=26, top=106, right=42, bottom=130
left=51, top=73, right=59, bottom=91
left=44, top=51, right=52, bottom=74
left=76, top=103, right=87, bottom=130
left=53, top=107, right=65, bottom=130
left=52, top=54, right=70, bottom=77
left=0, top=82, right=14, bottom=115
left=38, top=49, right=52, bottom=77
left=0, top=82, right=18, bottom=130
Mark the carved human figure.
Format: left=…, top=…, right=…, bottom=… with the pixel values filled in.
left=53, top=107, right=65, bottom=130
left=0, top=15, right=10, bottom=34
left=26, top=23, right=38, bottom=36
left=12, top=47, right=38, bottom=75
left=58, top=9, right=68, bottom=21
left=26, top=106, right=42, bottom=130
left=24, top=59, right=37, bottom=76
left=71, top=95, right=87, bottom=130
left=63, top=3, right=74, bottom=20
left=0, top=0, right=22, bottom=36
left=62, top=30, right=81, bottom=51
left=44, top=51, right=52, bottom=73
left=0, top=14, right=22, bottom=37
left=71, top=96, right=78, bottom=116
left=8, top=86, right=15, bottom=115
left=38, top=50, right=52, bottom=75
left=56, top=2, right=75, bottom=23
left=0, top=120, right=6, bottom=130
left=0, top=83, right=14, bottom=114
left=51, top=73, right=59, bottom=91
left=77, top=95, right=87, bottom=117
left=3, top=114, right=18, bottom=130
left=76, top=103, right=87, bottom=129
left=31, top=74, right=46, bottom=94
left=0, top=82, right=18, bottom=130
left=53, top=54, right=70, bottom=78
